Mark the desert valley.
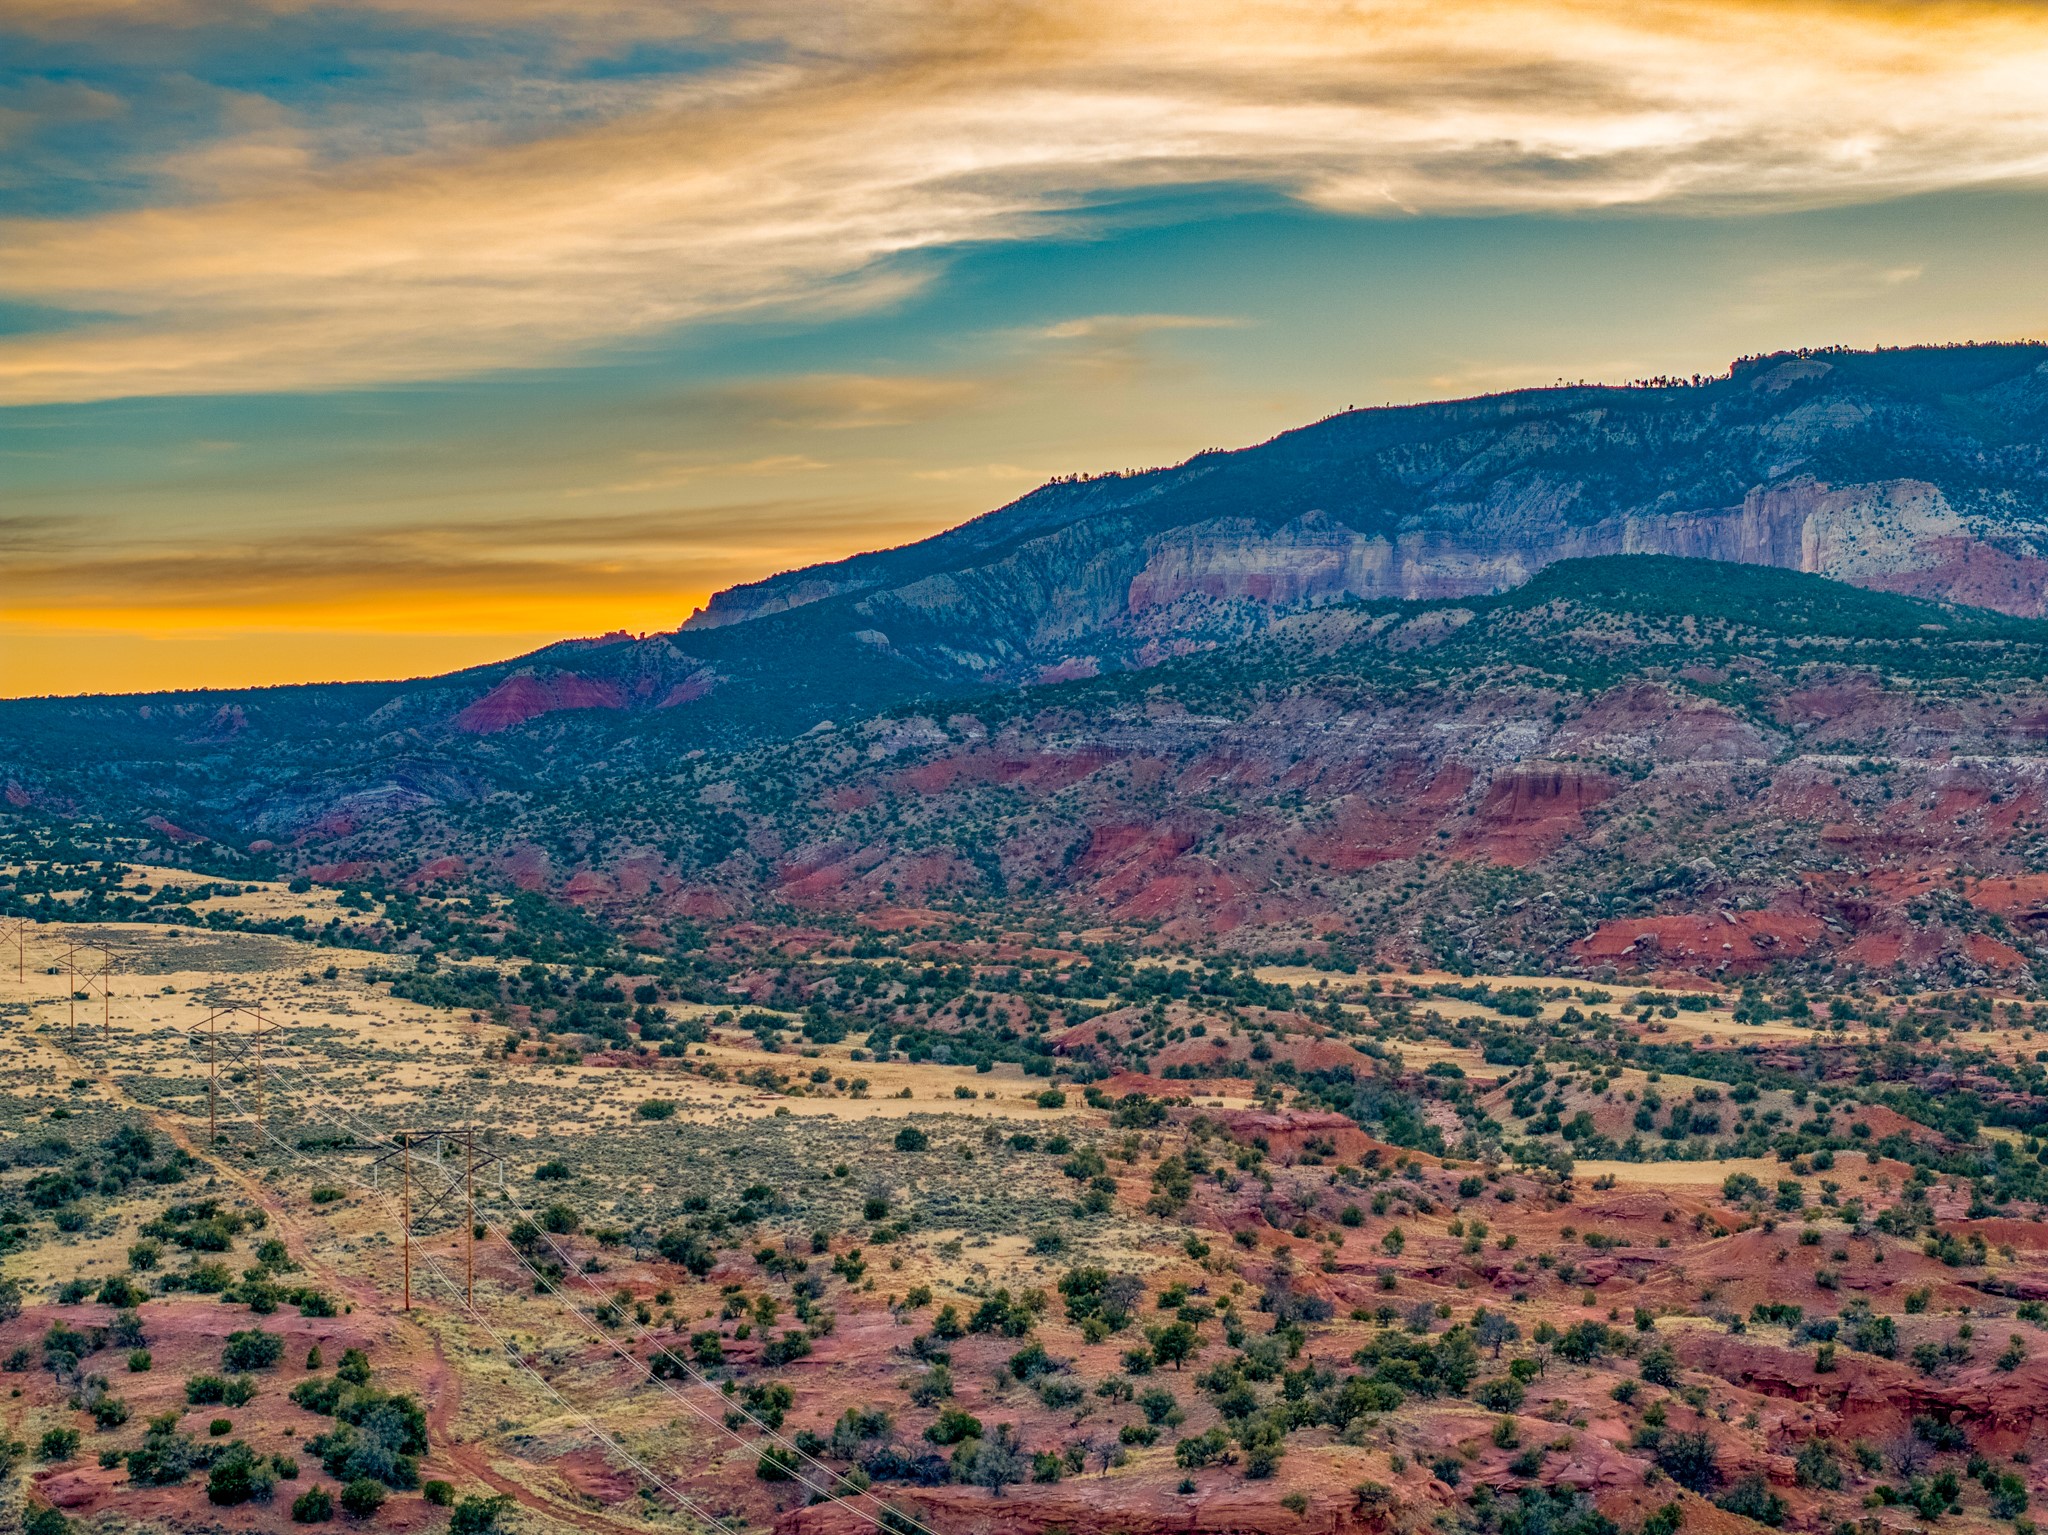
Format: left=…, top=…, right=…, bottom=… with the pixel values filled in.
left=8, top=344, right=2048, bottom=1535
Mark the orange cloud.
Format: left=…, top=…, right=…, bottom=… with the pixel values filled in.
left=3, top=0, right=2046, bottom=403
left=0, top=498, right=962, bottom=636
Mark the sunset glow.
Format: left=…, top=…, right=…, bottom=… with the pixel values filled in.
left=6, top=0, right=2048, bottom=696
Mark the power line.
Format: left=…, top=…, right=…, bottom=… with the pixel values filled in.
left=5, top=923, right=949, bottom=1535
left=0, top=924, right=748, bottom=1535
left=192, top=1069, right=752, bottom=1535
left=198, top=1035, right=938, bottom=1535
left=180, top=1016, right=947, bottom=1535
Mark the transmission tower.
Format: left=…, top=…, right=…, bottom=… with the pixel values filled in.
left=190, top=1005, right=278, bottom=1144
left=369, top=1127, right=502, bottom=1310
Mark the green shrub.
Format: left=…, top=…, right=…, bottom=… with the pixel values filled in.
left=1716, top=1474, right=1787, bottom=1526
left=1138, top=1386, right=1183, bottom=1426
left=1991, top=1473, right=2030, bottom=1520
left=449, top=1494, right=514, bottom=1534
left=127, top=1415, right=198, bottom=1485
left=291, top=1376, right=345, bottom=1414
left=206, top=1440, right=278, bottom=1505
left=88, top=1389, right=131, bottom=1428
left=339, top=1477, right=386, bottom=1517
left=925, top=1406, right=983, bottom=1445
left=1174, top=1425, right=1233, bottom=1469
left=1639, top=1345, right=1679, bottom=1386
left=291, top=1485, right=335, bottom=1523
left=1656, top=1431, right=1720, bottom=1492
left=1474, top=1376, right=1526, bottom=1412
left=223, top=1328, right=284, bottom=1371
left=1795, top=1440, right=1843, bottom=1490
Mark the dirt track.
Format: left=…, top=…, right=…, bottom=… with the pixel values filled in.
left=22, top=1006, right=665, bottom=1535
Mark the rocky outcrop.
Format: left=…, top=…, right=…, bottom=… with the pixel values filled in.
left=686, top=345, right=2048, bottom=681
left=452, top=672, right=626, bottom=733
left=843, top=473, right=2033, bottom=683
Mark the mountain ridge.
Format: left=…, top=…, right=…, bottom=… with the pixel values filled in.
left=9, top=343, right=2048, bottom=985
left=11, top=340, right=2048, bottom=717
left=12, top=553, right=2048, bottom=987
left=686, top=343, right=2048, bottom=666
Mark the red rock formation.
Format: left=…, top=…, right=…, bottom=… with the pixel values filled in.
left=1459, top=764, right=1615, bottom=866
left=451, top=672, right=626, bottom=734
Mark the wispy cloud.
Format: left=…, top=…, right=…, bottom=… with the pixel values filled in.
left=722, top=372, right=988, bottom=430
left=566, top=452, right=828, bottom=497
left=1036, top=313, right=1244, bottom=342
left=0, top=496, right=955, bottom=633
left=3, top=0, right=2046, bottom=404
left=909, top=462, right=1037, bottom=483
left=1731, top=257, right=1932, bottom=321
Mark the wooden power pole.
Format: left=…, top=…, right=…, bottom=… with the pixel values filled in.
left=371, top=1127, right=498, bottom=1314
left=189, top=1004, right=276, bottom=1148
left=249, top=1011, right=275, bottom=1143
left=401, top=1133, right=413, bottom=1312
left=207, top=1009, right=219, bottom=1144
left=465, top=1129, right=477, bottom=1306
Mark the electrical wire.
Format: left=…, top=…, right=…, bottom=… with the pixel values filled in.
left=198, top=1068, right=753, bottom=1535
left=10, top=922, right=950, bottom=1535
left=9, top=929, right=755, bottom=1535
left=178, top=1021, right=945, bottom=1535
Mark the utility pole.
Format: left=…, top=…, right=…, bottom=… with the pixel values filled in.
left=465, top=1128, right=477, bottom=1307
left=248, top=1011, right=276, bottom=1145
left=370, top=1127, right=499, bottom=1315
left=207, top=1009, right=219, bottom=1144
left=52, top=945, right=114, bottom=1056
left=186, top=1004, right=275, bottom=1149
left=402, top=1133, right=413, bottom=1312
left=64, top=941, right=114, bottom=1046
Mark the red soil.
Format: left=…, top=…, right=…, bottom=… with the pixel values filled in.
left=1576, top=910, right=1823, bottom=970
left=1455, top=764, right=1615, bottom=866
left=452, top=673, right=626, bottom=734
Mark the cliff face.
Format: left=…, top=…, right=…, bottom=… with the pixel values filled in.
left=689, top=346, right=2048, bottom=679
left=8, top=343, right=2048, bottom=870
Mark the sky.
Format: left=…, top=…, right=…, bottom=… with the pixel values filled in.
left=3, top=1, right=2048, bottom=698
